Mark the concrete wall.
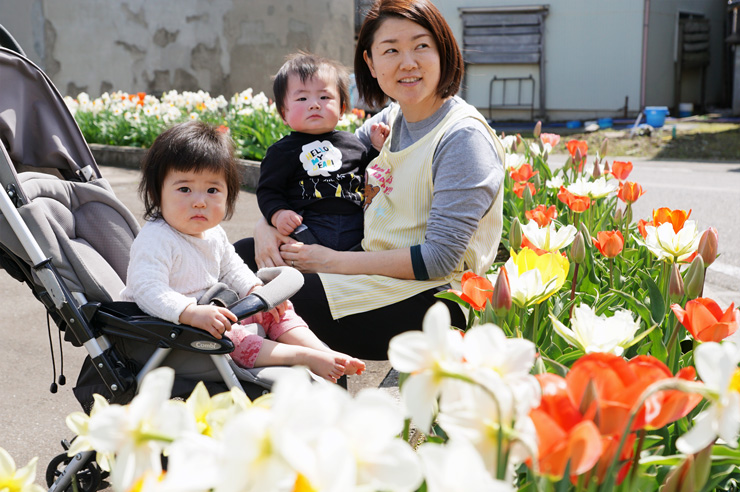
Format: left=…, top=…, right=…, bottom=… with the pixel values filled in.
left=0, top=0, right=355, bottom=99
left=436, top=0, right=727, bottom=121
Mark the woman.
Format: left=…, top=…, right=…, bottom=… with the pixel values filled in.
left=236, top=0, right=504, bottom=360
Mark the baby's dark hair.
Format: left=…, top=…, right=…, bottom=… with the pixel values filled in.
left=272, top=51, right=350, bottom=119
left=139, top=120, right=241, bottom=220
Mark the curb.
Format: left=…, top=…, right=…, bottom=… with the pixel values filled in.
left=89, top=143, right=262, bottom=190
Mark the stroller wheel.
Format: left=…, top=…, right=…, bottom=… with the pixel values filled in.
left=46, top=452, right=102, bottom=492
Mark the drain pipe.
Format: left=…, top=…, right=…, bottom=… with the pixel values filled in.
left=640, top=0, right=651, bottom=110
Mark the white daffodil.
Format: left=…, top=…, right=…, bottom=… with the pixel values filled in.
left=388, top=302, right=465, bottom=432
left=417, top=440, right=514, bottom=492
left=677, top=341, right=740, bottom=454
left=551, top=304, right=641, bottom=356
left=140, top=433, right=222, bottom=492
left=521, top=221, right=577, bottom=252
left=567, top=176, right=618, bottom=199
left=545, top=175, right=565, bottom=189
left=505, top=152, right=526, bottom=171
left=0, top=447, right=45, bottom=492
left=78, top=367, right=196, bottom=492
left=186, top=382, right=251, bottom=439
left=642, top=220, right=700, bottom=263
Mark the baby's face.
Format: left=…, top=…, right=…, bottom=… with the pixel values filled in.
left=160, top=168, right=228, bottom=238
left=281, top=71, right=343, bottom=135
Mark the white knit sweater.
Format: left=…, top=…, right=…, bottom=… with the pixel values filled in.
left=120, top=219, right=260, bottom=324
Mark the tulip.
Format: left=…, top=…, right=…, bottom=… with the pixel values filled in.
left=592, top=159, right=602, bottom=179
left=551, top=304, right=640, bottom=356
left=617, top=181, right=646, bottom=203
left=600, top=138, right=609, bottom=159
left=492, top=267, right=512, bottom=315
left=610, top=161, right=633, bottom=180
left=510, top=217, right=522, bottom=251
left=697, top=227, right=718, bottom=267
left=525, top=205, right=557, bottom=227
left=566, top=139, right=588, bottom=172
left=668, top=262, right=685, bottom=303
left=510, top=163, right=538, bottom=182
left=683, top=254, right=705, bottom=299
left=500, top=247, right=570, bottom=309
left=533, top=120, right=542, bottom=139
left=593, top=230, right=624, bottom=258
left=505, top=152, right=526, bottom=171
left=661, top=445, right=713, bottom=492
left=641, top=220, right=700, bottom=263
left=653, top=207, right=692, bottom=233
left=513, top=182, right=536, bottom=199
left=521, top=221, right=578, bottom=253
left=541, top=132, right=560, bottom=148
left=671, top=297, right=738, bottom=342
left=458, top=271, right=494, bottom=311
left=613, top=207, right=624, bottom=226
left=636, top=218, right=652, bottom=239
left=567, top=176, right=618, bottom=199
left=579, top=222, right=593, bottom=247
left=569, top=231, right=586, bottom=265
left=603, top=159, right=611, bottom=174
left=522, top=182, right=535, bottom=210
left=558, top=186, right=591, bottom=213
left=676, top=342, right=740, bottom=454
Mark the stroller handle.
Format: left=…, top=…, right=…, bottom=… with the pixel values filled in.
left=228, top=266, right=304, bottom=319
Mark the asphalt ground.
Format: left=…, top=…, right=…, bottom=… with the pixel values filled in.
left=1, top=156, right=739, bottom=488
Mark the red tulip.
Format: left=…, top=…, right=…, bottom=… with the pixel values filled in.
left=566, top=140, right=589, bottom=172
left=697, top=227, right=718, bottom=266
left=671, top=297, right=738, bottom=342
left=558, top=186, right=591, bottom=213
left=513, top=182, right=536, bottom=199
left=541, top=132, right=561, bottom=148
left=617, top=182, right=646, bottom=203
left=636, top=219, right=652, bottom=239
left=593, top=230, right=624, bottom=258
left=525, top=205, right=558, bottom=227
left=610, top=161, right=633, bottom=180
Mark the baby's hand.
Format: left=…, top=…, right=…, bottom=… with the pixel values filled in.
left=179, top=304, right=236, bottom=339
left=273, top=209, right=303, bottom=236
left=370, top=122, right=390, bottom=151
left=248, top=285, right=288, bottom=322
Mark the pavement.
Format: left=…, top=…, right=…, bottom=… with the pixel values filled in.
left=1, top=156, right=739, bottom=488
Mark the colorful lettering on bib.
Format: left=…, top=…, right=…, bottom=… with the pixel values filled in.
left=300, top=140, right=343, bottom=177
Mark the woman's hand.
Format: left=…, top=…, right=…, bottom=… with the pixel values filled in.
left=280, top=242, right=336, bottom=273
left=254, top=217, right=295, bottom=269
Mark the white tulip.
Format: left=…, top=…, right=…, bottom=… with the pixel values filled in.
left=551, top=304, right=641, bottom=356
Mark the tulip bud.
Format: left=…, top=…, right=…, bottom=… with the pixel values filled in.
left=613, top=207, right=623, bottom=226
left=533, top=353, right=546, bottom=375
left=600, top=138, right=608, bottom=159
left=510, top=217, right=522, bottom=251
left=669, top=262, right=685, bottom=303
left=693, top=443, right=713, bottom=491
left=516, top=133, right=523, bottom=151
left=683, top=254, right=705, bottom=300
left=523, top=183, right=534, bottom=210
left=570, top=231, right=586, bottom=264
left=533, top=172, right=542, bottom=190
left=578, top=222, right=593, bottom=247
left=592, top=159, right=602, bottom=179
left=697, top=227, right=718, bottom=267
left=492, top=267, right=512, bottom=315
left=603, top=160, right=611, bottom=174
left=662, top=455, right=693, bottom=492
left=533, top=120, right=542, bottom=139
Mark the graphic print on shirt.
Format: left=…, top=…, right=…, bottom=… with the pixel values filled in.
left=367, top=162, right=394, bottom=196
left=300, top=140, right=343, bottom=177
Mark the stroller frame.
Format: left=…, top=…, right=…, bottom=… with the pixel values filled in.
left=0, top=35, right=305, bottom=492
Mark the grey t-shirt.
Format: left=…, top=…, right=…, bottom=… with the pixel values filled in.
left=355, top=96, right=503, bottom=279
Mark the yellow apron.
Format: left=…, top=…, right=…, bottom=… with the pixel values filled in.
left=319, top=102, right=505, bottom=319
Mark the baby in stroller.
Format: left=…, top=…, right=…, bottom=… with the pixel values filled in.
left=121, top=120, right=365, bottom=383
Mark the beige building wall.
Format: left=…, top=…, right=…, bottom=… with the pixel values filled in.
left=0, top=0, right=355, bottom=99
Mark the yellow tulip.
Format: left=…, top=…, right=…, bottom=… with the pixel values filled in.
left=494, top=247, right=569, bottom=308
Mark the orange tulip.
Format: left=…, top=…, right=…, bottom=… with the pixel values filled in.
left=671, top=297, right=739, bottom=342
left=513, top=182, right=536, bottom=199
left=636, top=219, right=652, bottom=239
left=458, top=271, right=494, bottom=311
left=617, top=182, right=646, bottom=203
left=525, top=204, right=558, bottom=227
left=566, top=139, right=588, bottom=172
left=558, top=186, right=591, bottom=213
left=593, top=230, right=624, bottom=258
left=541, top=132, right=561, bottom=148
left=610, top=161, right=633, bottom=180
left=530, top=374, right=604, bottom=479
left=510, top=163, right=538, bottom=182
left=653, top=207, right=692, bottom=233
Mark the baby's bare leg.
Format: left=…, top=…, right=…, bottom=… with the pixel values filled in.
left=276, top=326, right=366, bottom=376
left=253, top=338, right=346, bottom=382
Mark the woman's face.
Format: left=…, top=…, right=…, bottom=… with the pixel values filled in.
left=364, top=17, right=443, bottom=122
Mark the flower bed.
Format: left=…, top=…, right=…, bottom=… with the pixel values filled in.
left=14, top=119, right=738, bottom=490
left=64, top=89, right=368, bottom=161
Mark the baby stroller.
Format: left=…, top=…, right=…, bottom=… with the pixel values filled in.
left=0, top=25, right=305, bottom=491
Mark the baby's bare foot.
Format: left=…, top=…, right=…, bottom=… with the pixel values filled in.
left=305, top=351, right=347, bottom=382
left=342, top=356, right=366, bottom=376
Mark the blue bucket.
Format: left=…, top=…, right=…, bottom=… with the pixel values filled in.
left=644, top=106, right=669, bottom=128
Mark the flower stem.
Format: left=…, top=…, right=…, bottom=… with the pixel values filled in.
left=666, top=317, right=682, bottom=373
left=570, top=263, right=580, bottom=320
left=628, top=429, right=646, bottom=488
left=609, top=258, right=614, bottom=289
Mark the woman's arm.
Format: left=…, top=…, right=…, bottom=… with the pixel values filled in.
left=279, top=242, right=415, bottom=279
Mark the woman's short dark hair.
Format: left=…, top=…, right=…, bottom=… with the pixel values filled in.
left=139, top=120, right=241, bottom=221
left=354, top=0, right=464, bottom=109
left=273, top=52, right=350, bottom=119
